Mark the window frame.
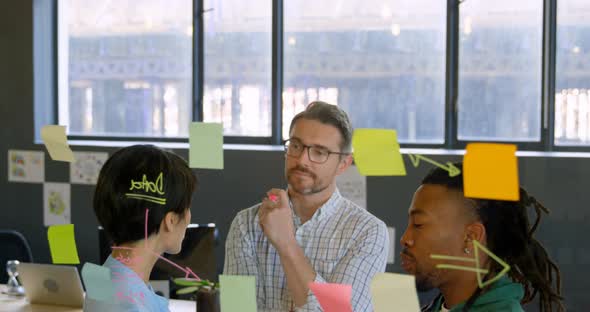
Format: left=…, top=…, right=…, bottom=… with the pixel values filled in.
left=451, top=0, right=551, bottom=151
left=36, top=0, right=588, bottom=152
left=549, top=0, right=590, bottom=151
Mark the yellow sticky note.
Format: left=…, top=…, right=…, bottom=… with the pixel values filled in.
left=370, top=273, right=420, bottom=312
left=189, top=122, right=223, bottom=169
left=47, top=224, right=80, bottom=264
left=352, top=129, right=406, bottom=176
left=219, top=275, right=257, bottom=312
left=41, top=125, right=75, bottom=162
left=463, top=143, right=519, bottom=201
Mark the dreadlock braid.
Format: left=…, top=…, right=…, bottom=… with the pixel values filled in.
left=421, top=163, right=565, bottom=312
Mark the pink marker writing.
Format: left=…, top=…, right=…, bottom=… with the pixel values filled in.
left=116, top=290, right=145, bottom=304
left=113, top=253, right=144, bottom=266
left=112, top=271, right=144, bottom=285
left=110, top=207, right=202, bottom=305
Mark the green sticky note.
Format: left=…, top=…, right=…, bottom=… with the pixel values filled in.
left=189, top=122, right=223, bottom=169
left=81, top=262, right=115, bottom=301
left=219, top=275, right=257, bottom=312
left=41, top=125, right=75, bottom=162
left=352, top=129, right=406, bottom=176
left=47, top=224, right=80, bottom=264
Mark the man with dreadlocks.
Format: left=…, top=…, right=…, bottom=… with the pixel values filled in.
left=400, top=163, right=565, bottom=312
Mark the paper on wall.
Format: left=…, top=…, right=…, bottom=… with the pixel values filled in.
left=336, top=165, right=367, bottom=209
left=70, top=152, right=108, bottom=185
left=8, top=150, right=45, bottom=183
left=44, top=182, right=71, bottom=226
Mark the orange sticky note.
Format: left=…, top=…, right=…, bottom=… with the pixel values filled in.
left=463, top=143, right=519, bottom=201
left=47, top=224, right=80, bottom=264
left=309, top=282, right=353, bottom=312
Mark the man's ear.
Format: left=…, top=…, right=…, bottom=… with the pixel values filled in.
left=465, top=222, right=486, bottom=247
left=336, top=154, right=353, bottom=175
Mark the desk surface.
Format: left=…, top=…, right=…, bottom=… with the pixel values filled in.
left=0, top=285, right=196, bottom=312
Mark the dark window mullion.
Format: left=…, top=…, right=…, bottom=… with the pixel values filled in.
left=271, top=0, right=284, bottom=145
left=52, top=0, right=58, bottom=125
left=193, top=0, right=205, bottom=123
left=446, top=0, right=460, bottom=149
left=544, top=0, right=557, bottom=151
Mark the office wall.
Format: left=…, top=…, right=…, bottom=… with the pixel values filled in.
left=1, top=1, right=588, bottom=311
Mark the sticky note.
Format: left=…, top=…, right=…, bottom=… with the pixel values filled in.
left=189, top=122, right=223, bottom=169
left=219, top=275, right=257, bottom=312
left=40, top=125, right=75, bottom=162
left=81, top=262, right=115, bottom=301
left=352, top=129, right=406, bottom=176
left=463, top=143, right=519, bottom=201
left=370, top=273, right=420, bottom=312
left=47, top=224, right=80, bottom=264
left=309, top=282, right=353, bottom=312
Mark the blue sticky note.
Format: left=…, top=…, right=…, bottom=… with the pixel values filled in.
left=81, top=262, right=115, bottom=301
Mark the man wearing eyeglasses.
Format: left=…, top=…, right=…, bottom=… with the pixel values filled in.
left=224, top=101, right=389, bottom=311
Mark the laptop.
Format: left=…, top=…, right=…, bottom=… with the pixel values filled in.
left=17, top=262, right=84, bottom=308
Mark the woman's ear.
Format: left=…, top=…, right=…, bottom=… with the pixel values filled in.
left=163, top=212, right=177, bottom=232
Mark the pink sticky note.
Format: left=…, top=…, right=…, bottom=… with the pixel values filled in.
left=309, top=282, right=353, bottom=312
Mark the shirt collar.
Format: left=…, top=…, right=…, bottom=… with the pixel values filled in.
left=290, top=188, right=342, bottom=227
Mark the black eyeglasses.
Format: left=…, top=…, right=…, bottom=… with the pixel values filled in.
left=284, top=139, right=349, bottom=164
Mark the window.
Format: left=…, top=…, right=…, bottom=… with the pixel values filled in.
left=43, top=0, right=590, bottom=152
left=458, top=0, right=543, bottom=142
left=58, top=0, right=192, bottom=137
left=203, top=0, right=272, bottom=137
left=283, top=0, right=447, bottom=143
left=555, top=0, right=590, bottom=146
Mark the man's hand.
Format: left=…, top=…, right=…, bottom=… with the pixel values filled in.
left=259, top=189, right=296, bottom=251
left=259, top=189, right=319, bottom=308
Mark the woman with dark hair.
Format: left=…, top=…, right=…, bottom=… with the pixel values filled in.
left=400, top=163, right=564, bottom=312
left=84, top=145, right=197, bottom=312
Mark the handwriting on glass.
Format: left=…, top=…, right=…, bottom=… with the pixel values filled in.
left=125, top=172, right=167, bottom=205
left=114, top=253, right=144, bottom=266
left=129, top=173, right=165, bottom=194
left=108, top=208, right=200, bottom=305
left=110, top=263, right=147, bottom=304
left=116, top=290, right=146, bottom=304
